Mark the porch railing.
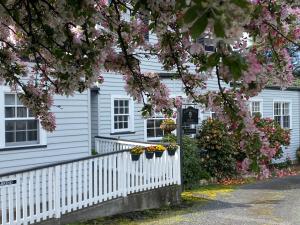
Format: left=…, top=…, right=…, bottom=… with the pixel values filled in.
left=94, top=136, right=154, bottom=154
left=0, top=138, right=181, bottom=225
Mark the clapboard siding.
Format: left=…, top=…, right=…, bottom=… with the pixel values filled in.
left=91, top=91, right=99, bottom=149
left=254, top=89, right=300, bottom=161
left=93, top=72, right=185, bottom=143
left=0, top=91, right=91, bottom=174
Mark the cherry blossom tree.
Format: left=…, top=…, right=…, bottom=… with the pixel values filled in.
left=0, top=0, right=299, bottom=175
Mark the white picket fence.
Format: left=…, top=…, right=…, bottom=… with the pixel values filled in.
left=0, top=138, right=181, bottom=225
left=94, top=136, right=153, bottom=153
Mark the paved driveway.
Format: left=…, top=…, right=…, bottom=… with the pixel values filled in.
left=178, top=175, right=300, bottom=225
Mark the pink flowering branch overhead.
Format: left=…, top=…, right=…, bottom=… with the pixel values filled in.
left=0, top=0, right=299, bottom=174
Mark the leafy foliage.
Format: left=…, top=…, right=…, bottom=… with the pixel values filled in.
left=162, top=134, right=210, bottom=188
left=197, top=119, right=238, bottom=180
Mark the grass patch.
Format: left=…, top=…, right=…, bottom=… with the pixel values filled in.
left=182, top=184, right=236, bottom=201
left=68, top=183, right=245, bottom=225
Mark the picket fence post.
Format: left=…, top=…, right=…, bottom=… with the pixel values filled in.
left=54, top=165, right=61, bottom=219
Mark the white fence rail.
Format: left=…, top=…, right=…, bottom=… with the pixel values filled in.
left=95, top=136, right=153, bottom=154
left=0, top=138, right=181, bottom=225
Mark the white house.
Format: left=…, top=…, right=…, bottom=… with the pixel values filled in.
left=0, top=86, right=91, bottom=174
left=0, top=24, right=299, bottom=174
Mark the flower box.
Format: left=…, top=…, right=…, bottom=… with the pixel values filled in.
left=145, top=146, right=156, bottom=159
left=145, top=152, right=154, bottom=159
left=130, top=146, right=144, bottom=161
left=131, top=154, right=141, bottom=161
left=155, top=145, right=166, bottom=158
left=167, top=144, right=178, bottom=156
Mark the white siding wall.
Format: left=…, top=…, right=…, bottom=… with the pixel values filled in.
left=0, top=91, right=91, bottom=174
left=91, top=90, right=99, bottom=149
left=255, top=89, right=300, bottom=161
left=92, top=31, right=300, bottom=161
left=93, top=73, right=184, bottom=143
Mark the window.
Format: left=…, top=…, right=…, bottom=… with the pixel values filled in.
left=196, top=36, right=215, bottom=52
left=4, top=93, right=39, bottom=146
left=274, top=101, right=291, bottom=129
left=146, top=116, right=165, bottom=141
left=250, top=101, right=262, bottom=117
left=209, top=111, right=217, bottom=119
left=111, top=96, right=134, bottom=133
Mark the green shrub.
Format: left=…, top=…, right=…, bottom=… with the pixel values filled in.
left=197, top=119, right=237, bottom=180
left=162, top=133, right=177, bottom=143
left=91, top=149, right=98, bottom=155
left=182, top=136, right=210, bottom=188
left=163, top=134, right=210, bottom=188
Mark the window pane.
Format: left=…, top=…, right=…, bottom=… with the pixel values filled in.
left=156, top=128, right=163, bottom=137
left=155, top=120, right=163, bottom=127
left=274, top=103, right=281, bottom=116
left=124, top=121, right=128, bottom=129
left=124, top=101, right=128, bottom=107
left=114, top=100, right=118, bottom=107
left=16, top=121, right=26, bottom=130
left=5, top=94, right=15, bottom=105
left=124, top=115, right=129, bottom=122
left=5, top=121, right=15, bottom=131
left=120, top=107, right=124, bottom=114
left=17, top=107, right=27, bottom=117
left=114, top=107, right=118, bottom=114
left=125, top=107, right=129, bottom=114
left=120, top=100, right=124, bottom=107
left=5, top=107, right=15, bottom=118
left=27, top=131, right=38, bottom=141
left=119, top=122, right=123, bottom=129
left=147, top=120, right=154, bottom=128
left=117, top=115, right=122, bottom=122
left=16, top=131, right=26, bottom=142
left=252, top=101, right=260, bottom=113
left=114, top=123, right=118, bottom=129
left=27, top=120, right=38, bottom=129
left=283, top=116, right=290, bottom=128
left=147, top=129, right=154, bottom=137
left=5, top=132, right=15, bottom=143
left=28, top=109, right=34, bottom=117
left=274, top=116, right=281, bottom=126
left=283, top=103, right=289, bottom=115
left=16, top=96, right=23, bottom=106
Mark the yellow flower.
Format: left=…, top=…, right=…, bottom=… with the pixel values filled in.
left=155, top=145, right=166, bottom=152
left=130, top=146, right=144, bottom=155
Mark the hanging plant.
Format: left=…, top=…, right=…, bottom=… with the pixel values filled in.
left=167, top=144, right=178, bottom=156
left=145, top=146, right=156, bottom=159
left=130, top=146, right=144, bottom=161
left=155, top=145, right=166, bottom=157
left=160, top=118, right=176, bottom=133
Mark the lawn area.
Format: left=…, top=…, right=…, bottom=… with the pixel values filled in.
left=68, top=184, right=240, bottom=225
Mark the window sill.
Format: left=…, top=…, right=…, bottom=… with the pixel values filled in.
left=110, top=131, right=136, bottom=135
left=0, top=145, right=47, bottom=152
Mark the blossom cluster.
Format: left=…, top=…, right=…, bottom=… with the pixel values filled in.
left=0, top=0, right=298, bottom=166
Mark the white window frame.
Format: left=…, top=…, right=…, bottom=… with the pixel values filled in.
left=144, top=114, right=166, bottom=142
left=209, top=111, right=217, bottom=119
left=0, top=86, right=47, bottom=149
left=111, top=95, right=134, bottom=133
left=249, top=99, right=263, bottom=117
left=272, top=100, right=292, bottom=129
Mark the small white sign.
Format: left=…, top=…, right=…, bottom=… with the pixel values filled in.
left=0, top=179, right=17, bottom=187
